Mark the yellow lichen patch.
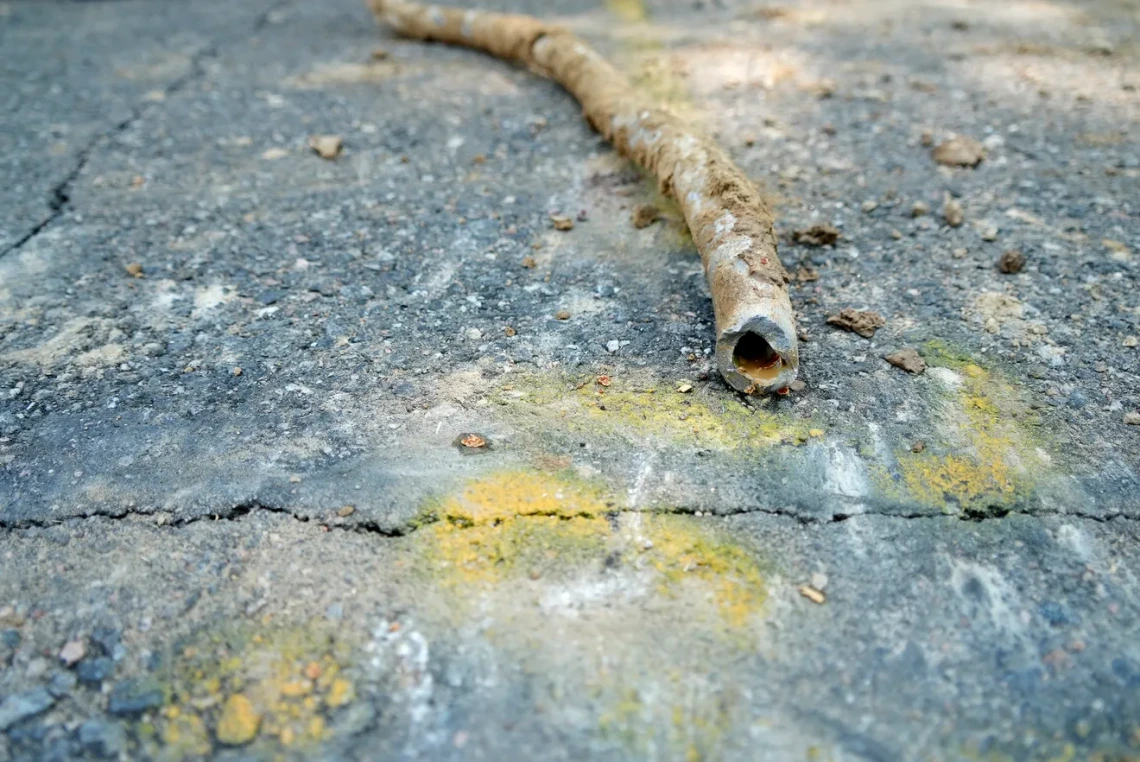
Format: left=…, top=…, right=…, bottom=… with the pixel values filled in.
left=635, top=514, right=768, bottom=628
left=491, top=372, right=812, bottom=451
left=421, top=472, right=768, bottom=630
left=893, top=345, right=1047, bottom=514
left=216, top=695, right=260, bottom=746
left=150, top=624, right=358, bottom=759
left=594, top=672, right=740, bottom=759
left=426, top=471, right=613, bottom=586
left=159, top=710, right=211, bottom=758
left=605, top=0, right=647, bottom=23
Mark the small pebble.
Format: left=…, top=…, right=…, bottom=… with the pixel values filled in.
left=59, top=639, right=86, bottom=666
left=942, top=197, right=963, bottom=227
left=0, top=688, right=55, bottom=731
left=998, top=249, right=1026, bottom=273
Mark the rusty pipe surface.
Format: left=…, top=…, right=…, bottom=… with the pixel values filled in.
left=366, top=0, right=800, bottom=393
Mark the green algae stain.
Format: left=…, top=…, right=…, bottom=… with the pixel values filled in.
left=491, top=372, right=813, bottom=451
left=888, top=344, right=1050, bottom=516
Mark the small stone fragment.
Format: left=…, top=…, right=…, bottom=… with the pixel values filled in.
left=911, top=201, right=929, bottom=217
left=308, top=135, right=343, bottom=160
left=810, top=572, right=829, bottom=590
left=1124, top=412, right=1140, bottom=425
left=1123, top=336, right=1138, bottom=348
left=861, top=199, right=878, bottom=213
left=108, top=677, right=164, bottom=716
left=942, top=196, right=964, bottom=227
left=217, top=694, right=260, bottom=745
left=0, top=688, right=55, bottom=731
left=676, top=382, right=693, bottom=393
left=550, top=214, right=574, bottom=231
left=59, top=639, right=86, bottom=666
left=232, top=366, right=242, bottom=376
left=998, top=249, right=1026, bottom=273
left=631, top=203, right=659, bottom=229
left=555, top=310, right=571, bottom=320
left=504, top=325, right=517, bottom=337
left=261, top=147, right=289, bottom=160
left=981, top=227, right=999, bottom=242
left=911, top=440, right=926, bottom=453
left=799, top=585, right=826, bottom=604
left=827, top=308, right=886, bottom=338
left=932, top=136, right=986, bottom=167
left=459, top=433, right=486, bottom=448
left=791, top=224, right=840, bottom=247
left=78, top=719, right=127, bottom=759
left=337, top=505, right=355, bottom=517
left=521, top=256, right=536, bottom=269
left=77, top=657, right=114, bottom=687
left=885, top=348, right=926, bottom=374
left=808, top=429, right=824, bottom=438
left=124, top=263, right=144, bottom=279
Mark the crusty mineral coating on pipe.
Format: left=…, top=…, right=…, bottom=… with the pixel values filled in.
left=366, top=0, right=799, bottom=393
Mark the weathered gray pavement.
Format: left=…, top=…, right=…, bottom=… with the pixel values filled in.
left=1, top=0, right=1139, bottom=759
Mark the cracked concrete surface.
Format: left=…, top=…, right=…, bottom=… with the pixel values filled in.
left=1, top=0, right=1139, bottom=759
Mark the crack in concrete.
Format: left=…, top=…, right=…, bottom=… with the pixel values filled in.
left=1, top=500, right=1134, bottom=537
left=0, top=0, right=292, bottom=261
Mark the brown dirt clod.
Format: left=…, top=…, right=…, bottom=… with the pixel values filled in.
left=942, top=196, right=964, bottom=227
left=884, top=348, right=926, bottom=374
left=998, top=249, right=1026, bottom=274
left=931, top=136, right=985, bottom=167
left=827, top=308, right=885, bottom=338
left=791, top=224, right=840, bottom=247
left=631, top=203, right=659, bottom=229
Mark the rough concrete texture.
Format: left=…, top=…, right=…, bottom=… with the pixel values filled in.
left=0, top=0, right=1138, bottom=759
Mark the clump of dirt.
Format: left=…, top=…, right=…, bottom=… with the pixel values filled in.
left=998, top=249, right=1026, bottom=273
left=931, top=136, right=985, bottom=167
left=791, top=224, right=839, bottom=246
left=827, top=308, right=885, bottom=338
left=884, top=348, right=926, bottom=374
left=631, top=203, right=659, bottom=229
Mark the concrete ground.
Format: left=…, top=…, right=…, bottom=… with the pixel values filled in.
left=1, top=0, right=1139, bottom=759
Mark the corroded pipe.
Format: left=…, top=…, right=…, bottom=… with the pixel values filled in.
left=365, top=0, right=799, bottom=393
